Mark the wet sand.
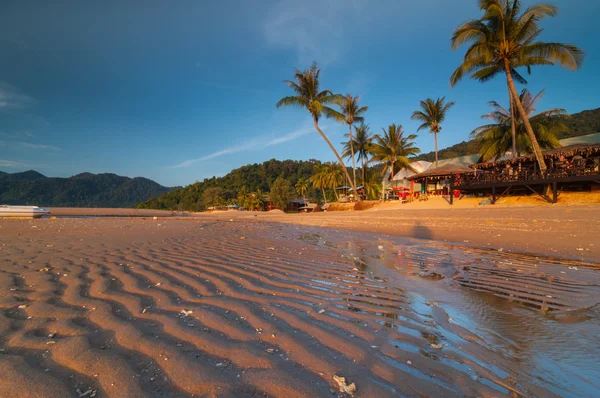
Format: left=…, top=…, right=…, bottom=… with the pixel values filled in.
left=215, top=202, right=600, bottom=262
left=1, top=217, right=599, bottom=397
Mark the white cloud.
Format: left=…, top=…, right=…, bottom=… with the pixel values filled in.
left=0, top=159, right=31, bottom=168
left=0, top=140, right=61, bottom=151
left=263, top=0, right=370, bottom=65
left=0, top=82, right=34, bottom=109
left=265, top=127, right=314, bottom=146
left=170, top=126, right=320, bottom=168
left=18, top=142, right=61, bottom=150
left=171, top=141, right=261, bottom=168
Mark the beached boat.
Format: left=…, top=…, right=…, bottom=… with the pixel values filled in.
left=0, top=205, right=51, bottom=218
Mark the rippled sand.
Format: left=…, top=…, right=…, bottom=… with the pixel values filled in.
left=0, top=218, right=598, bottom=397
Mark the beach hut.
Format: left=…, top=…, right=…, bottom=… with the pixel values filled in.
left=408, top=164, right=475, bottom=204
left=381, top=160, right=432, bottom=200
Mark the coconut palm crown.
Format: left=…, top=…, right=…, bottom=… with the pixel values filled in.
left=276, top=62, right=354, bottom=198
left=335, top=94, right=368, bottom=198
left=472, top=88, right=566, bottom=161
left=342, top=123, right=373, bottom=185
left=450, top=0, right=584, bottom=172
left=370, top=124, right=420, bottom=184
left=411, top=97, right=455, bottom=168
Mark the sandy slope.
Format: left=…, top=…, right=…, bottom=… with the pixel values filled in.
left=3, top=217, right=594, bottom=396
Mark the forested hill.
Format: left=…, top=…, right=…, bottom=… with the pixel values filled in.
left=137, top=159, right=323, bottom=211
left=416, top=107, right=600, bottom=162
left=0, top=171, right=174, bottom=207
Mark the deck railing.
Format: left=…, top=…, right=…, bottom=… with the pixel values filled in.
left=456, top=155, right=600, bottom=187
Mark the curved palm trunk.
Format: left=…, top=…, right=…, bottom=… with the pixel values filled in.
left=348, top=124, right=359, bottom=200
left=313, top=117, right=358, bottom=200
left=508, top=87, right=517, bottom=158
left=434, top=132, right=439, bottom=168
left=503, top=59, right=546, bottom=173
left=321, top=187, right=327, bottom=204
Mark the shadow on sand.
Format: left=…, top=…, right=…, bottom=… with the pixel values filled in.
left=411, top=221, right=434, bottom=240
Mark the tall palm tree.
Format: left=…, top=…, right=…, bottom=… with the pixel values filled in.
left=342, top=123, right=373, bottom=185
left=335, top=94, right=368, bottom=198
left=295, top=177, right=309, bottom=204
left=450, top=0, right=584, bottom=172
left=472, top=88, right=566, bottom=161
left=370, top=124, right=420, bottom=184
left=411, top=97, right=455, bottom=168
left=276, top=62, right=354, bottom=194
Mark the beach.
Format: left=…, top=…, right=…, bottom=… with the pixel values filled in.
left=212, top=197, right=600, bottom=262
left=1, top=212, right=599, bottom=397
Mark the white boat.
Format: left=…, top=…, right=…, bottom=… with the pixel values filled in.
left=0, top=205, right=51, bottom=218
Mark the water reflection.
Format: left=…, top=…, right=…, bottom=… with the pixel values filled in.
left=298, top=227, right=600, bottom=397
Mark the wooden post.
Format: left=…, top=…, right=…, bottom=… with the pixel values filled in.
left=449, top=178, right=454, bottom=205
left=492, top=185, right=496, bottom=204
left=552, top=182, right=558, bottom=203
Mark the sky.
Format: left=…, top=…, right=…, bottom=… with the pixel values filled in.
left=0, top=0, right=598, bottom=187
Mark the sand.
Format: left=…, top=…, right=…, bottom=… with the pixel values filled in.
left=48, top=208, right=175, bottom=217
left=208, top=198, right=600, bottom=262
left=1, top=208, right=599, bottom=396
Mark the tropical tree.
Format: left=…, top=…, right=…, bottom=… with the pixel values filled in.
left=450, top=0, right=584, bottom=172
left=269, top=177, right=292, bottom=211
left=342, top=123, right=373, bottom=185
left=362, top=168, right=382, bottom=200
left=411, top=97, right=455, bottom=168
left=275, top=62, right=356, bottom=196
left=295, top=177, right=309, bottom=204
left=323, top=162, right=343, bottom=200
left=202, top=187, right=226, bottom=208
left=472, top=88, right=566, bottom=161
left=370, top=124, right=420, bottom=183
left=309, top=164, right=330, bottom=203
left=335, top=94, right=368, bottom=197
left=309, top=163, right=343, bottom=202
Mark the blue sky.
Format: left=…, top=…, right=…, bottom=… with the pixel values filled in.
left=0, top=0, right=598, bottom=187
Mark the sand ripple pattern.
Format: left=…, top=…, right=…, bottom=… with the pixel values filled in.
left=0, top=219, right=573, bottom=397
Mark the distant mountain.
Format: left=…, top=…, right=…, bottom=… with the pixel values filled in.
left=416, top=107, right=600, bottom=162
left=0, top=171, right=174, bottom=207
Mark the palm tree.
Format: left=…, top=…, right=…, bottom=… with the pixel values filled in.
left=342, top=123, right=373, bottom=186
left=322, top=161, right=343, bottom=200
left=411, top=97, right=455, bottom=168
left=335, top=94, right=368, bottom=198
left=450, top=0, right=584, bottom=172
left=309, top=164, right=329, bottom=203
left=362, top=168, right=382, bottom=200
left=295, top=177, right=309, bottom=204
left=276, top=62, right=355, bottom=194
left=370, top=124, right=420, bottom=184
left=472, top=88, right=566, bottom=161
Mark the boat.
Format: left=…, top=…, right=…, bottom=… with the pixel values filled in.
left=0, top=205, right=51, bottom=218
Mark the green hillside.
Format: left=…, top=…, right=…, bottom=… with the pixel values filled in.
left=137, top=159, right=324, bottom=211
left=0, top=171, right=174, bottom=207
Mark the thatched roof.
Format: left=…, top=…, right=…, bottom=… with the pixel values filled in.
left=407, top=164, right=475, bottom=180
left=475, top=143, right=600, bottom=169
